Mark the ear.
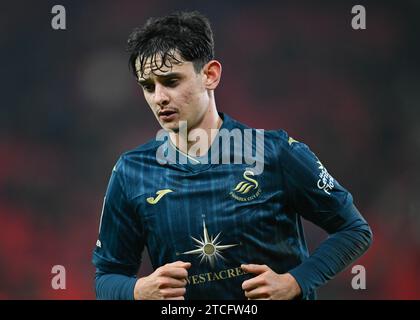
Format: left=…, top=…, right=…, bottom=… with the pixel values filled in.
left=203, top=60, right=222, bottom=90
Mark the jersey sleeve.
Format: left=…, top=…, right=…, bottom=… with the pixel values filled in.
left=277, top=131, right=372, bottom=299
left=279, top=132, right=353, bottom=232
left=92, top=157, right=145, bottom=276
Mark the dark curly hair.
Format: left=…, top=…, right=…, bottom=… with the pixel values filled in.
left=127, top=11, right=215, bottom=79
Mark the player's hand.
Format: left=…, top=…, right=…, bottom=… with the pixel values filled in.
left=134, top=261, right=191, bottom=300
left=241, top=264, right=301, bottom=300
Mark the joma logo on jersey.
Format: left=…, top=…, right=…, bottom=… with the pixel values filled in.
left=230, top=170, right=261, bottom=202
left=147, top=189, right=173, bottom=204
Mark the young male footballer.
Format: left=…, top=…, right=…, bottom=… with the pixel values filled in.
left=92, top=11, right=372, bottom=300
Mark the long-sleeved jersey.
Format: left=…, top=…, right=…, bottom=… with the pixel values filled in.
left=92, top=113, right=372, bottom=299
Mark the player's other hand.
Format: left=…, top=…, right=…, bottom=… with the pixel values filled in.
left=241, top=264, right=301, bottom=300
left=134, top=261, right=191, bottom=300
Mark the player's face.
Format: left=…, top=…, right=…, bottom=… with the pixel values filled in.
left=136, top=54, right=210, bottom=133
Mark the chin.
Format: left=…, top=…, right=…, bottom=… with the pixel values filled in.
left=161, top=123, right=180, bottom=133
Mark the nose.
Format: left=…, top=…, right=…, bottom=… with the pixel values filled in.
left=153, top=83, right=170, bottom=107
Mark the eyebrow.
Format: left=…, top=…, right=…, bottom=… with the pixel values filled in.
left=137, top=72, right=183, bottom=85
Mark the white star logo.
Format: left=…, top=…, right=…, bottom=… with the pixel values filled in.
left=181, top=220, right=238, bottom=268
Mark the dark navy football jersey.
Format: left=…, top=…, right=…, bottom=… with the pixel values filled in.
left=92, top=113, right=371, bottom=300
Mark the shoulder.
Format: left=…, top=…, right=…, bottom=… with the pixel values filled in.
left=226, top=114, right=308, bottom=160
left=120, top=138, right=163, bottom=163
left=264, top=128, right=314, bottom=158
left=124, top=137, right=164, bottom=158
left=227, top=114, right=291, bottom=146
left=259, top=127, right=304, bottom=159
left=111, top=138, right=165, bottom=177
left=226, top=113, right=292, bottom=146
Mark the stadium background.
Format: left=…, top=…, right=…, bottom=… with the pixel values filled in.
left=1, top=0, right=419, bottom=299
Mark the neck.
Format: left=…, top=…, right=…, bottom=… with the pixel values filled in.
left=169, top=104, right=222, bottom=157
